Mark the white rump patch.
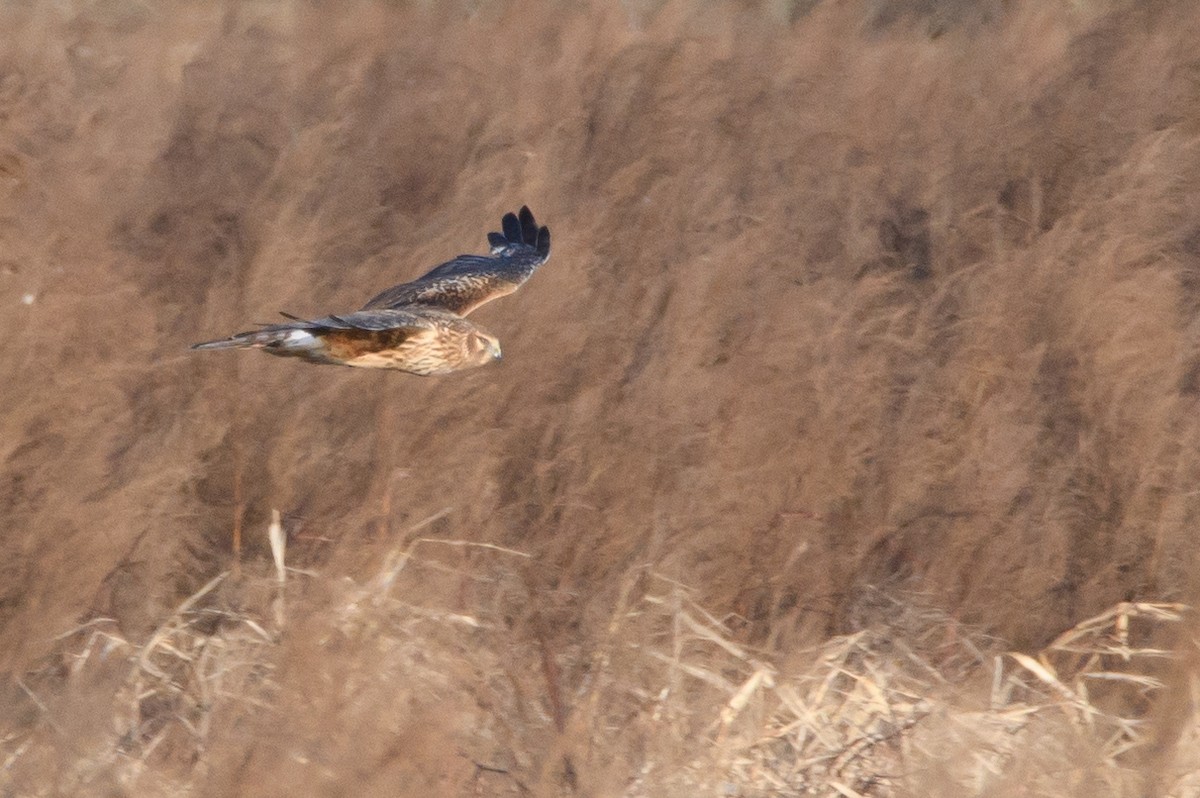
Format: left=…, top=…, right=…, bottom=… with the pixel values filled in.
left=280, top=329, right=318, bottom=349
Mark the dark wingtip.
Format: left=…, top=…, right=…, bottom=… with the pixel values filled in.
left=492, top=207, right=547, bottom=254
left=517, top=206, right=538, bottom=245
left=501, top=211, right=521, bottom=242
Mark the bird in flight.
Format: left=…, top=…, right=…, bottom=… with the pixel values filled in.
left=192, top=206, right=550, bottom=376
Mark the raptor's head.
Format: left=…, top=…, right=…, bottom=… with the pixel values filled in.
left=467, top=331, right=502, bottom=367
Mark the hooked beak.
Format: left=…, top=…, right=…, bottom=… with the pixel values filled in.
left=488, top=340, right=502, bottom=362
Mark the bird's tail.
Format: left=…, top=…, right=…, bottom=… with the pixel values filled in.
left=191, top=325, right=321, bottom=353
left=487, top=206, right=550, bottom=260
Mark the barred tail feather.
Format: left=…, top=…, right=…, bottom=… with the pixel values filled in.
left=191, top=327, right=320, bottom=352
left=191, top=337, right=251, bottom=351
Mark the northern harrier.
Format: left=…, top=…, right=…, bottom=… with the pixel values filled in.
left=192, top=206, right=550, bottom=375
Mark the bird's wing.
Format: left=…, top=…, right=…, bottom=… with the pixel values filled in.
left=267, top=308, right=444, bottom=333
left=361, top=205, right=551, bottom=316
left=190, top=308, right=444, bottom=353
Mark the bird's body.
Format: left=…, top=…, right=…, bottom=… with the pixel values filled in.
left=192, top=207, right=550, bottom=376
left=193, top=308, right=501, bottom=375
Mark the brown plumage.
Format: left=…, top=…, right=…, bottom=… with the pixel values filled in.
left=192, top=206, right=550, bottom=376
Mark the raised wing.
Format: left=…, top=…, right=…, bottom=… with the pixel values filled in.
left=361, top=205, right=550, bottom=316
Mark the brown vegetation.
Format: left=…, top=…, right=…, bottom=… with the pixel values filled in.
left=3, top=0, right=1200, bottom=794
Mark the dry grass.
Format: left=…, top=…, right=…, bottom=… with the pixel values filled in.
left=2, top=514, right=1196, bottom=797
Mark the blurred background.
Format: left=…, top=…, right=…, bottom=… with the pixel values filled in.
left=3, top=1, right=1200, bottom=795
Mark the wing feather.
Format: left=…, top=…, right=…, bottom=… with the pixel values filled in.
left=517, top=206, right=539, bottom=246
left=362, top=206, right=551, bottom=316
left=501, top=211, right=522, bottom=243
left=250, top=308, right=443, bottom=334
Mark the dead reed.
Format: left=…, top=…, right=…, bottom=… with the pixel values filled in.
left=2, top=517, right=1194, bottom=797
